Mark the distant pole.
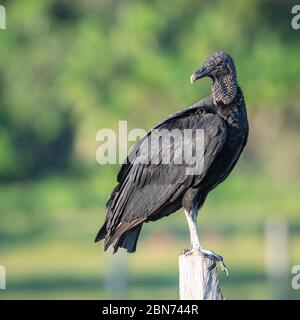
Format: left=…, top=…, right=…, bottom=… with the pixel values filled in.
left=265, top=217, right=289, bottom=299
left=0, top=265, right=6, bottom=290
left=179, top=252, right=224, bottom=300
left=106, top=251, right=128, bottom=299
left=0, top=5, right=6, bottom=30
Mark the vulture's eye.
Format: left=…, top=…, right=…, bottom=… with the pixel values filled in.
left=216, top=62, right=228, bottom=73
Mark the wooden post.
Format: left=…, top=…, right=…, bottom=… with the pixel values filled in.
left=179, top=252, right=224, bottom=300
left=265, top=217, right=289, bottom=299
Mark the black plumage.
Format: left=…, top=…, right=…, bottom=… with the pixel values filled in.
left=95, top=51, right=249, bottom=256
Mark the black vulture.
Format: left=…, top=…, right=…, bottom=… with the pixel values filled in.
left=95, top=51, right=249, bottom=267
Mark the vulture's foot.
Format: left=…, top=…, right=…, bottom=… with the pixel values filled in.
left=178, top=248, right=192, bottom=255
left=200, top=248, right=229, bottom=276
left=179, top=247, right=229, bottom=276
left=179, top=248, right=203, bottom=256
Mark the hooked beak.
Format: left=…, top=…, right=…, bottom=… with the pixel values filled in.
left=190, top=66, right=211, bottom=84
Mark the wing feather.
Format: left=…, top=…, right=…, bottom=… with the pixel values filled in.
left=99, top=96, right=227, bottom=250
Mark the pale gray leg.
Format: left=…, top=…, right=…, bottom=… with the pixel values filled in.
left=182, top=209, right=229, bottom=276
left=184, top=208, right=201, bottom=249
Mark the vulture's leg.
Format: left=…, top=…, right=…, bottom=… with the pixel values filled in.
left=184, top=208, right=201, bottom=249
left=182, top=209, right=229, bottom=276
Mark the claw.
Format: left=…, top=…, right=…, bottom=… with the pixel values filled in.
left=179, top=247, right=229, bottom=276
left=178, top=248, right=190, bottom=255
left=219, top=260, right=229, bottom=277
left=179, top=248, right=202, bottom=256
left=200, top=248, right=229, bottom=277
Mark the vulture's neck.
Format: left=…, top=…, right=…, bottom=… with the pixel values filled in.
left=211, top=73, right=238, bottom=106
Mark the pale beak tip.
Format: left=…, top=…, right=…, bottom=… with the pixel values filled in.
left=190, top=74, right=195, bottom=84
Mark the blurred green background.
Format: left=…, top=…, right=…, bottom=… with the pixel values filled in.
left=0, top=0, right=300, bottom=300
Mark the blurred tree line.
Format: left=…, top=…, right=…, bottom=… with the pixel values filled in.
left=0, top=0, right=299, bottom=180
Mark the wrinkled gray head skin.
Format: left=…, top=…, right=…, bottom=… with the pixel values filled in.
left=190, top=51, right=238, bottom=105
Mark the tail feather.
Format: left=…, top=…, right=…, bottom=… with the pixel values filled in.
left=113, top=224, right=143, bottom=253
left=95, top=178, right=145, bottom=253
left=103, top=219, right=144, bottom=252
left=94, top=221, right=107, bottom=242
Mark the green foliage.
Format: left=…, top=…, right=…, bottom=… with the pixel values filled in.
left=1, top=171, right=300, bottom=299
left=0, top=0, right=299, bottom=178
left=0, top=0, right=300, bottom=300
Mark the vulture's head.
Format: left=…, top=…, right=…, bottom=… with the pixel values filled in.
left=190, top=51, right=238, bottom=105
